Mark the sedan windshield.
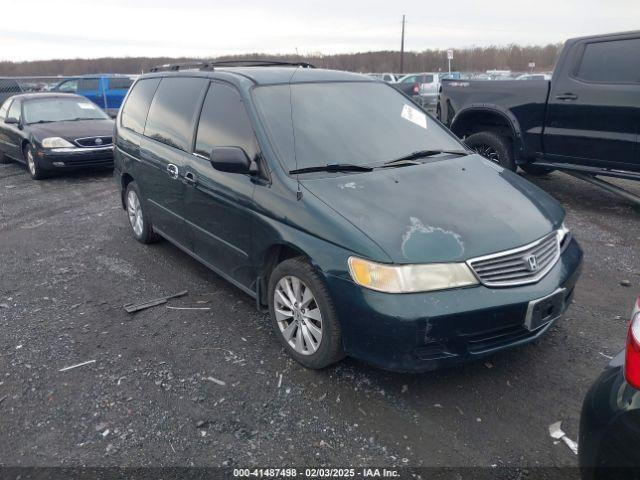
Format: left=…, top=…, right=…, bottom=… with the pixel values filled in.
left=253, top=82, right=463, bottom=172
left=23, top=97, right=109, bottom=124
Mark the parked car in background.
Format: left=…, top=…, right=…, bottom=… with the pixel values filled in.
left=579, top=296, right=640, bottom=479
left=0, top=93, right=114, bottom=179
left=395, top=72, right=460, bottom=112
left=54, top=74, right=135, bottom=117
left=438, top=30, right=640, bottom=178
left=365, top=72, right=398, bottom=83
left=0, top=78, right=23, bottom=105
left=114, top=62, right=582, bottom=372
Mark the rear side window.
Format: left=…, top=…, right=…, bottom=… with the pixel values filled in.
left=576, top=38, right=640, bottom=83
left=121, top=78, right=161, bottom=135
left=109, top=77, right=134, bottom=90
left=194, top=83, right=259, bottom=159
left=78, top=78, right=100, bottom=90
left=144, top=77, right=208, bottom=152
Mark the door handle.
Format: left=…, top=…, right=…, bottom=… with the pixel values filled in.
left=166, top=163, right=179, bottom=179
left=555, top=93, right=578, bottom=101
left=184, top=171, right=197, bottom=186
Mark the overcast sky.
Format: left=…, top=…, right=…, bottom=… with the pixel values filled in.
left=2, top=0, right=638, bottom=61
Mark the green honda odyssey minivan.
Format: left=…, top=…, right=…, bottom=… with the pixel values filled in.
left=114, top=61, right=582, bottom=372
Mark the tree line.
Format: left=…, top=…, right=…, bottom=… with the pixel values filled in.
left=0, top=44, right=563, bottom=76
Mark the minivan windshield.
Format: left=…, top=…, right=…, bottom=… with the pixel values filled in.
left=23, top=97, right=109, bottom=124
left=253, top=82, right=463, bottom=172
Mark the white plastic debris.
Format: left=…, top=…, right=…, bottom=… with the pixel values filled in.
left=549, top=421, right=578, bottom=455
left=59, top=359, right=96, bottom=372
left=205, top=376, right=226, bottom=386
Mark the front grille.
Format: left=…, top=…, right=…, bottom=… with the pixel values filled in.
left=75, top=136, right=113, bottom=147
left=468, top=231, right=561, bottom=287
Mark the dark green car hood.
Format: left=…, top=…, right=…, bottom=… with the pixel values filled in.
left=302, top=155, right=564, bottom=264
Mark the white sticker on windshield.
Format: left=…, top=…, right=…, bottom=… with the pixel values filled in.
left=78, top=103, right=96, bottom=110
left=401, top=104, right=427, bottom=129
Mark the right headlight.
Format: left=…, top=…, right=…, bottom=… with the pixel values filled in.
left=348, top=257, right=478, bottom=294
left=42, top=137, right=74, bottom=149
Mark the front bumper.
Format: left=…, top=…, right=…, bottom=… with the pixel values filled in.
left=326, top=237, right=583, bottom=372
left=37, top=146, right=114, bottom=170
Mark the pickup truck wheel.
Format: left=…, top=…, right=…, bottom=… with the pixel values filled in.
left=520, top=164, right=555, bottom=176
left=268, top=257, right=345, bottom=370
left=465, top=132, right=516, bottom=172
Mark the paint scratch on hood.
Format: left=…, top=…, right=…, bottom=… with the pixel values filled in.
left=338, top=182, right=359, bottom=190
left=401, top=217, right=465, bottom=259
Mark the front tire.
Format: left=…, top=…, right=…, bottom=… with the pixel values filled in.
left=268, top=257, right=344, bottom=369
left=465, top=131, right=516, bottom=172
left=125, top=181, right=160, bottom=244
left=24, top=144, right=47, bottom=180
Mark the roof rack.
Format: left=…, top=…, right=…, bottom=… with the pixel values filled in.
left=149, top=60, right=315, bottom=73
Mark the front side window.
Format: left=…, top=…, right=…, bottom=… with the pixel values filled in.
left=253, top=82, right=462, bottom=172
left=57, top=80, right=78, bottom=92
left=22, top=97, right=109, bottom=124
left=121, top=78, right=160, bottom=134
left=401, top=75, right=417, bottom=84
left=421, top=75, right=435, bottom=84
left=576, top=38, right=640, bottom=83
left=7, top=100, right=21, bottom=120
left=144, top=77, right=208, bottom=152
left=195, top=83, right=258, bottom=159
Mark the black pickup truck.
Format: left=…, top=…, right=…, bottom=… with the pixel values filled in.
left=438, top=31, right=640, bottom=189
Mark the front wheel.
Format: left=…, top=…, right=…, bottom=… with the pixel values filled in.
left=268, top=257, right=344, bottom=369
left=24, top=144, right=47, bottom=180
left=465, top=131, right=516, bottom=172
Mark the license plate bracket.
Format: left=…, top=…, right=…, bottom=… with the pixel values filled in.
left=524, top=288, right=566, bottom=331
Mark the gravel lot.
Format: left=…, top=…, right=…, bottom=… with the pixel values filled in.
left=0, top=161, right=639, bottom=469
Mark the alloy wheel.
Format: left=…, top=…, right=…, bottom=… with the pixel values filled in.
left=127, top=190, right=144, bottom=236
left=274, top=275, right=323, bottom=355
left=27, top=150, right=36, bottom=176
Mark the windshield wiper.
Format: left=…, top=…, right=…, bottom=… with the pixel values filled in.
left=289, top=163, right=374, bottom=174
left=27, top=120, right=55, bottom=124
left=385, top=149, right=471, bottom=165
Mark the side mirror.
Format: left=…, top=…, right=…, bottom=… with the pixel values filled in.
left=5, top=117, right=19, bottom=125
left=210, top=147, right=251, bottom=174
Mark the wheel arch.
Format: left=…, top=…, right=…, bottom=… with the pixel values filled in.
left=450, top=106, right=525, bottom=161
left=120, top=173, right=135, bottom=209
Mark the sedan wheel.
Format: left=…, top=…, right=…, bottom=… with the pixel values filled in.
left=127, top=190, right=144, bottom=237
left=26, top=150, right=36, bottom=176
left=274, top=275, right=323, bottom=355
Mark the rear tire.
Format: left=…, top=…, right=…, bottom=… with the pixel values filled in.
left=465, top=131, right=516, bottom=172
left=268, top=257, right=344, bottom=369
left=520, top=164, right=555, bottom=176
left=24, top=143, right=47, bottom=180
left=125, top=181, right=160, bottom=244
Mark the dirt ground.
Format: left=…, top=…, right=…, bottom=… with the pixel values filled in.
left=1, top=161, right=638, bottom=469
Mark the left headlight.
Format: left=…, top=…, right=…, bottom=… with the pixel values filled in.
left=42, top=137, right=74, bottom=148
left=348, top=257, right=478, bottom=293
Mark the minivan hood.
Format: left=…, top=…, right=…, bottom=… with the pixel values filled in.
left=302, top=155, right=564, bottom=264
left=28, top=119, right=114, bottom=143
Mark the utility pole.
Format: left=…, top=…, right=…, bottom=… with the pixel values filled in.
left=400, top=15, right=405, bottom=74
